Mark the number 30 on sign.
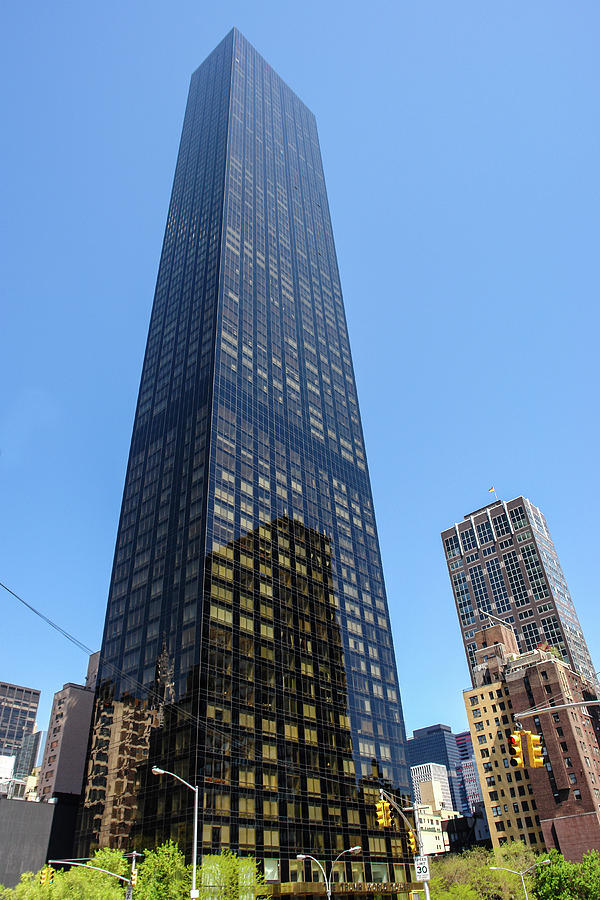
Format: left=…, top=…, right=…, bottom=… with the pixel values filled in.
left=414, top=857, right=430, bottom=882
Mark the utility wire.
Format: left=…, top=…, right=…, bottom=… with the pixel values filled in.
left=0, top=580, right=232, bottom=742
left=0, top=580, right=310, bottom=752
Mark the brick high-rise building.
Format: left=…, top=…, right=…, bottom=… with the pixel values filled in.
left=464, top=622, right=600, bottom=859
left=442, top=496, right=596, bottom=687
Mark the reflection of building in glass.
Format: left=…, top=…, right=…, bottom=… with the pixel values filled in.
left=79, top=651, right=170, bottom=850
left=442, top=496, right=597, bottom=686
left=78, top=27, right=410, bottom=889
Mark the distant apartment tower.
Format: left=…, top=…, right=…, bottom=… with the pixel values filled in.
left=407, top=723, right=470, bottom=815
left=13, top=730, right=43, bottom=781
left=464, top=622, right=600, bottom=859
left=38, top=653, right=99, bottom=801
left=455, top=730, right=484, bottom=814
left=411, top=762, right=453, bottom=811
left=0, top=683, right=40, bottom=758
left=442, top=496, right=596, bottom=687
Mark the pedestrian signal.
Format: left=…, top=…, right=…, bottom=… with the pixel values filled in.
left=375, top=799, right=392, bottom=827
left=508, top=732, right=524, bottom=768
left=526, top=731, right=544, bottom=768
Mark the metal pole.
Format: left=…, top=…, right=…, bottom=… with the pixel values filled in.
left=191, top=784, right=199, bottom=899
left=411, top=804, right=430, bottom=900
left=297, top=854, right=328, bottom=896
left=152, top=767, right=199, bottom=900
left=379, top=791, right=431, bottom=900
left=520, top=873, right=529, bottom=900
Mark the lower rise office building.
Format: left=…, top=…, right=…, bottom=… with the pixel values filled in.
left=407, top=724, right=471, bottom=815
left=78, top=28, right=413, bottom=895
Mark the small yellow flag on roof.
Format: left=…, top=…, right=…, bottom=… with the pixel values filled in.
left=488, top=487, right=495, bottom=493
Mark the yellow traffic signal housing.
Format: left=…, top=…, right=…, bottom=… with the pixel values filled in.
left=526, top=731, right=544, bottom=768
left=131, top=870, right=138, bottom=886
left=40, top=866, right=55, bottom=886
left=508, top=731, right=524, bottom=768
left=375, top=800, right=392, bottom=827
left=407, top=830, right=418, bottom=854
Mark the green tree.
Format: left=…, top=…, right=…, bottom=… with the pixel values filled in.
left=0, top=848, right=127, bottom=899
left=430, top=844, right=545, bottom=900
left=135, top=840, right=191, bottom=900
left=198, top=852, right=267, bottom=900
left=533, top=848, right=600, bottom=900
left=428, top=875, right=480, bottom=900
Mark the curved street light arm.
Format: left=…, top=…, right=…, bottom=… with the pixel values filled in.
left=152, top=766, right=196, bottom=793
left=48, top=860, right=130, bottom=883
left=328, top=847, right=361, bottom=891
left=299, top=854, right=329, bottom=894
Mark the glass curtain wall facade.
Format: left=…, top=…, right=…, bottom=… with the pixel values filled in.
left=78, top=28, right=410, bottom=886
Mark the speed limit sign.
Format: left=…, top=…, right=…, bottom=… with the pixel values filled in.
left=414, top=856, right=430, bottom=882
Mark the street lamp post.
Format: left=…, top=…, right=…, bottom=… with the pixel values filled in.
left=296, top=846, right=361, bottom=900
left=152, top=765, right=199, bottom=900
left=489, top=859, right=550, bottom=900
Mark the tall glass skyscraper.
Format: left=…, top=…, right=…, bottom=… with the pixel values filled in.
left=78, top=28, right=410, bottom=888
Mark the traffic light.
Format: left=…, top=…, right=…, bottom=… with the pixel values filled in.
left=375, top=799, right=392, bottom=827
left=40, top=867, right=55, bottom=886
left=407, top=830, right=418, bottom=855
left=131, top=870, right=138, bottom=887
left=526, top=731, right=544, bottom=768
left=508, top=731, right=524, bottom=768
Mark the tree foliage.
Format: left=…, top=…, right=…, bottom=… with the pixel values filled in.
left=0, top=848, right=127, bottom=899
left=0, top=845, right=267, bottom=900
left=134, top=840, right=191, bottom=900
left=431, top=845, right=600, bottom=900
left=533, top=849, right=600, bottom=900
left=198, top=852, right=267, bottom=900
left=430, top=843, right=542, bottom=900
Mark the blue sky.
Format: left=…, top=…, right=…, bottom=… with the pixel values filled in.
left=2, top=1, right=599, bottom=742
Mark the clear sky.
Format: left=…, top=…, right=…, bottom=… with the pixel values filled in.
left=2, top=1, right=599, bottom=743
